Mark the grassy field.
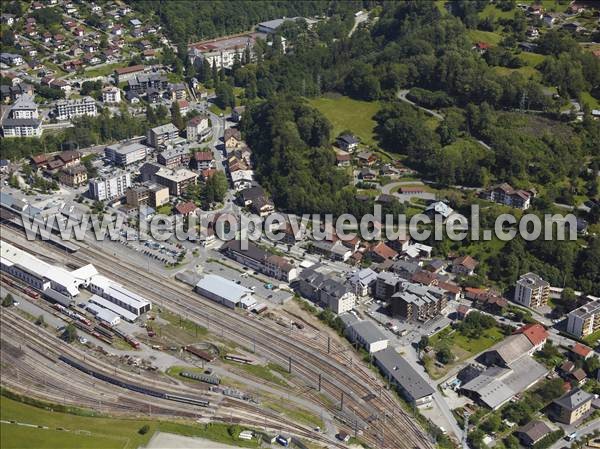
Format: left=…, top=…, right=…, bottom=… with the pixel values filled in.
left=308, top=94, right=381, bottom=146
left=467, top=29, right=503, bottom=45
left=84, top=63, right=128, bottom=78
left=263, top=400, right=324, bottom=430
left=478, top=4, right=518, bottom=20
left=518, top=51, right=546, bottom=67
left=580, top=91, right=600, bottom=110
left=583, top=329, right=600, bottom=346
left=229, top=362, right=290, bottom=388
left=492, top=65, right=541, bottom=81
left=1, top=396, right=261, bottom=449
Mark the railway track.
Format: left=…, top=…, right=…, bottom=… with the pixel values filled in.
left=1, top=227, right=434, bottom=448
left=0, top=309, right=345, bottom=447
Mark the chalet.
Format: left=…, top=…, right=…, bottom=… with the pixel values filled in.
left=570, top=343, right=593, bottom=360
left=336, top=152, right=351, bottom=167
left=336, top=134, right=359, bottom=152
left=359, top=167, right=377, bottom=181
left=484, top=183, right=531, bottom=210
left=474, top=42, right=491, bottom=54
left=191, top=151, right=213, bottom=170
left=452, top=255, right=478, bottom=276
left=368, top=242, right=397, bottom=263
left=356, top=151, right=377, bottom=166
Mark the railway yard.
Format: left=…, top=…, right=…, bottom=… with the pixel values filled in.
left=0, top=223, right=434, bottom=449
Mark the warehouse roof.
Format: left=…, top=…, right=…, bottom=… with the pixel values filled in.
left=0, top=240, right=80, bottom=296
left=106, top=284, right=151, bottom=309
left=86, top=302, right=121, bottom=325
left=373, top=348, right=434, bottom=401
left=89, top=294, right=137, bottom=322
left=195, top=274, right=252, bottom=306
left=348, top=320, right=388, bottom=345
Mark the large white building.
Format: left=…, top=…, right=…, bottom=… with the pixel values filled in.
left=89, top=274, right=152, bottom=320
left=188, top=33, right=259, bottom=70
left=104, top=142, right=148, bottom=166
left=514, top=272, right=549, bottom=308
left=55, top=97, right=97, bottom=120
left=1, top=94, right=42, bottom=137
left=88, top=172, right=132, bottom=201
left=0, top=240, right=84, bottom=305
left=101, top=86, right=121, bottom=104
left=195, top=274, right=256, bottom=309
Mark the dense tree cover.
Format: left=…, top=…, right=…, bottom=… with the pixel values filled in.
left=2, top=109, right=147, bottom=161
left=128, top=0, right=362, bottom=45
left=242, top=96, right=381, bottom=216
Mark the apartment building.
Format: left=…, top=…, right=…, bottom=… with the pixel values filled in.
left=552, top=389, right=594, bottom=424
left=101, top=86, right=121, bottom=103
left=484, top=183, right=531, bottom=210
left=1, top=94, right=42, bottom=137
left=221, top=240, right=297, bottom=282
left=88, top=172, right=131, bottom=201
left=294, top=266, right=356, bottom=314
left=147, top=122, right=179, bottom=148
left=391, top=282, right=447, bottom=322
left=125, top=183, right=169, bottom=208
left=104, top=142, right=148, bottom=166
left=55, top=97, right=97, bottom=120
left=186, top=114, right=210, bottom=142
left=513, top=272, right=549, bottom=308
left=566, top=298, right=600, bottom=338
left=154, top=167, right=197, bottom=196
left=157, top=145, right=191, bottom=169
left=59, top=164, right=87, bottom=187
left=188, top=34, right=259, bottom=70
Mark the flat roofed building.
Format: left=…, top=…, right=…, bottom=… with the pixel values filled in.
left=89, top=294, right=137, bottom=322
left=157, top=145, right=191, bottom=169
left=514, top=272, right=549, bottom=308
left=154, top=167, right=197, bottom=196
left=346, top=320, right=388, bottom=353
left=86, top=301, right=121, bottom=326
left=566, top=299, right=600, bottom=338
left=88, top=172, right=131, bottom=201
left=104, top=142, right=148, bottom=166
left=147, top=123, right=179, bottom=148
left=195, top=274, right=255, bottom=309
left=373, top=347, right=435, bottom=407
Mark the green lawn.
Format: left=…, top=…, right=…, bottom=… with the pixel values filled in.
left=518, top=51, right=546, bottom=67
left=263, top=401, right=324, bottom=430
left=308, top=94, right=381, bottom=146
left=492, top=65, right=541, bottom=81
left=583, top=329, right=600, bottom=346
left=467, top=29, right=503, bottom=45
left=84, top=63, right=128, bottom=78
left=1, top=396, right=261, bottom=449
left=478, top=4, right=518, bottom=20
left=157, top=204, right=173, bottom=215
left=580, top=91, right=600, bottom=110
left=430, top=326, right=505, bottom=355
left=230, top=363, right=290, bottom=388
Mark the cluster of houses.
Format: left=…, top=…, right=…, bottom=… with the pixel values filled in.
left=223, top=128, right=254, bottom=191
left=30, top=150, right=87, bottom=187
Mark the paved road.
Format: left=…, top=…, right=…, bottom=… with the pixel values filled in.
left=396, top=90, right=444, bottom=120
left=548, top=419, right=600, bottom=449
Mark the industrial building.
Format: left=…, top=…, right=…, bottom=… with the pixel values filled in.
left=86, top=301, right=121, bottom=326
left=89, top=274, right=151, bottom=320
left=345, top=320, right=388, bottom=354
left=373, top=348, right=435, bottom=407
left=0, top=240, right=83, bottom=305
left=194, top=274, right=256, bottom=309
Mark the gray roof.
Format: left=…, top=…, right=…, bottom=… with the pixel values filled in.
left=373, top=348, right=435, bottom=401
left=347, top=320, right=388, bottom=345
left=518, top=420, right=552, bottom=442
left=338, top=313, right=359, bottom=329
left=517, top=272, right=549, bottom=289
left=553, top=388, right=593, bottom=412
left=195, top=274, right=252, bottom=305
left=12, top=94, right=37, bottom=110
left=492, top=334, right=534, bottom=366
left=151, top=123, right=178, bottom=134
left=2, top=118, right=41, bottom=127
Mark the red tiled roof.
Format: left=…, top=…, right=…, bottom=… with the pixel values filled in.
left=201, top=168, right=216, bottom=179
left=175, top=201, right=196, bottom=215
left=370, top=242, right=397, bottom=260
left=115, top=64, right=144, bottom=75
left=571, top=343, right=593, bottom=358
left=177, top=99, right=189, bottom=109
left=336, top=153, right=351, bottom=161
left=411, top=271, right=438, bottom=286
left=438, top=281, right=461, bottom=295
left=194, top=151, right=213, bottom=162
left=514, top=323, right=548, bottom=347
left=31, top=154, right=48, bottom=165
left=453, top=255, right=478, bottom=271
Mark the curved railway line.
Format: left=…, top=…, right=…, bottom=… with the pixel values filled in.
left=0, top=227, right=434, bottom=449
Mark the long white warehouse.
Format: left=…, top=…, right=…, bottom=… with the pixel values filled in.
left=89, top=274, right=152, bottom=319
left=0, top=240, right=82, bottom=305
